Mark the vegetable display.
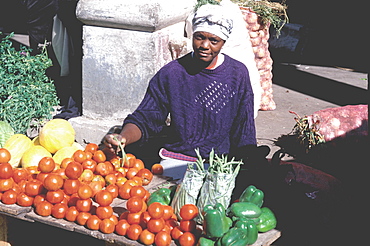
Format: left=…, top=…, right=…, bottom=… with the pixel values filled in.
left=0, top=120, right=278, bottom=245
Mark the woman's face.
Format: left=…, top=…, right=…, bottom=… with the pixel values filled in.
left=192, top=31, right=225, bottom=64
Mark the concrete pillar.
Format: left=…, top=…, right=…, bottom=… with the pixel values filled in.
left=72, top=0, right=195, bottom=144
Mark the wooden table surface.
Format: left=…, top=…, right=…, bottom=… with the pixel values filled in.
left=0, top=175, right=280, bottom=246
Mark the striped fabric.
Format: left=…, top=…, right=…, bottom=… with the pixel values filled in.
left=159, top=148, right=197, bottom=162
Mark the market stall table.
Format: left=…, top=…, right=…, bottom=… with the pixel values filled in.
left=0, top=175, right=280, bottom=245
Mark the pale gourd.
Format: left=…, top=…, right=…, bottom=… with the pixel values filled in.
left=21, top=145, right=52, bottom=168
left=39, top=119, right=76, bottom=154
left=3, top=134, right=33, bottom=168
left=53, top=145, right=80, bottom=164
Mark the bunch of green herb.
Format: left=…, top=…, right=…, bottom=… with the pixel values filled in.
left=195, top=0, right=221, bottom=10
left=233, top=0, right=289, bottom=37
left=0, top=33, right=59, bottom=135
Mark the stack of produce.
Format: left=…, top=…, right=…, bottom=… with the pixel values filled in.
left=240, top=7, right=275, bottom=111
left=0, top=119, right=277, bottom=245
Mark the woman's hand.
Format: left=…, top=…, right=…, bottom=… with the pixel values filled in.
left=103, top=133, right=126, bottom=154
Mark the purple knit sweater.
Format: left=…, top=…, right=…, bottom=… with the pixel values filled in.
left=124, top=53, right=256, bottom=158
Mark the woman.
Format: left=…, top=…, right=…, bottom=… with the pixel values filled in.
left=104, top=4, right=257, bottom=179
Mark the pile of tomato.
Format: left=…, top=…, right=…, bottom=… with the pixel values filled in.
left=0, top=145, right=200, bottom=246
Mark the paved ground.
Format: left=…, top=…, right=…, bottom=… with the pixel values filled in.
left=255, top=54, right=368, bottom=159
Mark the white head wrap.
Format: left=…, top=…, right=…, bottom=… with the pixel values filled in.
left=192, top=4, right=233, bottom=41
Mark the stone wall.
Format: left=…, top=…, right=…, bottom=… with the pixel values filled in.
left=71, top=0, right=195, bottom=144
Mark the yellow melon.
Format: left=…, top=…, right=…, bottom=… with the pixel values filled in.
left=3, top=134, right=33, bottom=168
left=39, top=119, right=75, bottom=154
left=20, top=145, right=52, bottom=168
left=53, top=145, right=80, bottom=164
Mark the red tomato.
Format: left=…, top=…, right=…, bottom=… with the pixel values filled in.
left=147, top=218, right=165, bottom=233
left=124, top=153, right=136, bottom=168
left=38, top=157, right=56, bottom=173
left=35, top=200, right=53, bottom=217
left=12, top=168, right=29, bottom=183
left=180, top=204, right=199, bottom=221
left=151, top=164, right=164, bottom=175
left=32, top=194, right=46, bottom=207
left=16, top=192, right=34, bottom=207
left=93, top=150, right=106, bottom=163
left=67, top=193, right=79, bottom=207
left=178, top=232, right=196, bottom=246
left=96, top=205, right=113, bottom=220
left=81, top=159, right=97, bottom=172
left=126, top=224, right=142, bottom=241
left=127, top=212, right=142, bottom=225
left=45, top=189, right=65, bottom=204
left=115, top=219, right=130, bottom=236
left=126, top=167, right=139, bottom=180
left=86, top=215, right=101, bottom=230
left=36, top=172, right=49, bottom=183
left=65, top=161, right=83, bottom=179
left=171, top=225, right=184, bottom=240
left=77, top=183, right=93, bottom=199
left=0, top=148, right=11, bottom=163
left=165, top=218, right=179, bottom=231
left=105, top=184, right=119, bottom=199
left=95, top=162, right=113, bottom=177
left=0, top=162, right=13, bottom=179
left=84, top=143, right=99, bottom=154
left=89, top=181, right=103, bottom=197
left=104, top=173, right=117, bottom=186
left=147, top=202, right=164, bottom=219
left=65, top=206, right=79, bottom=222
left=63, top=178, right=80, bottom=195
left=0, top=178, right=14, bottom=192
left=92, top=174, right=105, bottom=187
left=154, top=231, right=172, bottom=246
left=132, top=158, right=145, bottom=170
left=53, top=168, right=67, bottom=179
left=139, top=211, right=151, bottom=229
left=73, top=150, right=87, bottom=163
left=76, top=198, right=92, bottom=212
left=162, top=205, right=174, bottom=221
left=43, top=173, right=64, bottom=191
left=136, top=168, right=153, bottom=186
left=129, top=186, right=146, bottom=199
left=60, top=157, right=74, bottom=169
left=99, top=218, right=116, bottom=234
left=126, top=196, right=144, bottom=213
left=1, top=189, right=17, bottom=204
left=179, top=220, right=196, bottom=232
left=94, top=190, right=113, bottom=207
left=79, top=169, right=94, bottom=183
left=139, top=228, right=155, bottom=245
left=75, top=211, right=92, bottom=226
left=51, top=203, right=68, bottom=219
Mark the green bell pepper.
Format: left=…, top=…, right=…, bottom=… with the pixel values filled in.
left=217, top=226, right=252, bottom=246
left=203, top=203, right=231, bottom=238
left=147, top=188, right=171, bottom=206
left=227, top=201, right=262, bottom=219
left=234, top=219, right=258, bottom=245
left=256, top=207, right=277, bottom=233
left=239, top=185, right=264, bottom=207
left=197, top=236, right=216, bottom=246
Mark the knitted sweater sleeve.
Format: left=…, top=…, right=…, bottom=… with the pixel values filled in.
left=229, top=68, right=257, bottom=148
left=123, top=71, right=169, bottom=143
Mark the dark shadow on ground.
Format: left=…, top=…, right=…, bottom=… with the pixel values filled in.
left=271, top=56, right=368, bottom=107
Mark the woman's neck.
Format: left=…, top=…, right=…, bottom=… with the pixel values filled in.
left=206, top=53, right=224, bottom=70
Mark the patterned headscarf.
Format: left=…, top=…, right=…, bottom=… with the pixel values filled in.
left=192, top=4, right=233, bottom=41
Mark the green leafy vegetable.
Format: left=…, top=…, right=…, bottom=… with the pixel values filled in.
left=0, top=121, right=14, bottom=147
left=0, top=33, right=59, bottom=134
